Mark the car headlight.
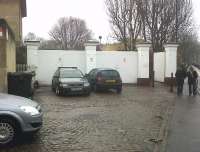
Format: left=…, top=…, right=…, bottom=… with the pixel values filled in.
left=84, top=82, right=90, bottom=87
left=20, top=106, right=40, bottom=116
left=59, top=83, right=68, bottom=87
left=62, top=83, right=68, bottom=87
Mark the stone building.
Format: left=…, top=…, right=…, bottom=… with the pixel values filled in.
left=0, top=0, right=27, bottom=92
left=0, top=0, right=26, bottom=43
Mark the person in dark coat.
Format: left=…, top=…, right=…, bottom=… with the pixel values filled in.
left=192, top=70, right=198, bottom=95
left=187, top=69, right=194, bottom=96
left=175, top=67, right=186, bottom=95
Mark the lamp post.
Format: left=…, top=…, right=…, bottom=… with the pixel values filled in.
left=99, top=36, right=102, bottom=45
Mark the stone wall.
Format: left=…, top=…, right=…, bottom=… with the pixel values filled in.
left=0, top=37, right=7, bottom=92
left=26, top=41, right=178, bottom=86
left=0, top=20, right=16, bottom=92
left=0, top=0, right=23, bottom=43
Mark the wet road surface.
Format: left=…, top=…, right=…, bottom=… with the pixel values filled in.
left=2, top=85, right=175, bottom=152
left=166, top=81, right=200, bottom=152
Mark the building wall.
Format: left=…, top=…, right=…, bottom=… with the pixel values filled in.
left=0, top=22, right=16, bottom=92
left=0, top=0, right=24, bottom=91
left=0, top=38, right=7, bottom=92
left=6, top=31, right=16, bottom=72
left=0, top=0, right=22, bottom=42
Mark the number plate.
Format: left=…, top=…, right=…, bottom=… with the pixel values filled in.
left=106, top=80, right=116, bottom=83
left=71, top=88, right=82, bottom=91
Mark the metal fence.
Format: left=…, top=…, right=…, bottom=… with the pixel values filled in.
left=16, top=64, right=28, bottom=72
left=16, top=64, right=37, bottom=72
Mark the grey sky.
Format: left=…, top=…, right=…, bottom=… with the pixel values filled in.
left=23, top=0, right=200, bottom=43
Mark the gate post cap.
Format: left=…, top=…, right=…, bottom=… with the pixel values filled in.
left=164, top=43, right=179, bottom=48
left=84, top=40, right=99, bottom=47
left=25, top=40, right=40, bottom=46
left=136, top=43, right=151, bottom=48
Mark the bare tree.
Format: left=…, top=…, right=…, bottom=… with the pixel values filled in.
left=39, top=40, right=61, bottom=50
left=106, top=0, right=193, bottom=52
left=139, top=0, right=193, bottom=52
left=106, top=0, right=142, bottom=51
left=170, top=0, right=193, bottom=42
left=128, top=0, right=142, bottom=50
left=49, top=17, right=92, bottom=50
left=24, top=32, right=43, bottom=41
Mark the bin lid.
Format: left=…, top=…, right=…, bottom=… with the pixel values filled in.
left=8, top=72, right=34, bottom=76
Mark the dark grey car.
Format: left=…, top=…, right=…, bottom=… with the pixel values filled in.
left=0, top=93, right=43, bottom=146
left=52, top=67, right=91, bottom=96
left=87, top=68, right=122, bottom=93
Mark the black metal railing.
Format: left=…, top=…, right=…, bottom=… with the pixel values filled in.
left=16, top=64, right=37, bottom=72
left=16, top=64, right=28, bottom=72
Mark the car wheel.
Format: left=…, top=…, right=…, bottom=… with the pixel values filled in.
left=0, top=119, right=17, bottom=147
left=116, top=87, right=122, bottom=94
left=55, top=86, right=61, bottom=96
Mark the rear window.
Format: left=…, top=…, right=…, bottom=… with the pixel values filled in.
left=100, top=70, right=119, bottom=78
left=60, top=69, right=83, bottom=78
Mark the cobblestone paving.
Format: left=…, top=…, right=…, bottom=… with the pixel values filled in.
left=2, top=85, right=175, bottom=152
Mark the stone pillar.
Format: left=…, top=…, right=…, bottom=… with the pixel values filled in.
left=0, top=23, right=7, bottom=92
left=84, top=40, right=99, bottom=74
left=25, top=41, right=40, bottom=79
left=136, top=43, right=151, bottom=86
left=164, top=43, right=178, bottom=84
left=25, top=41, right=40, bottom=66
left=0, top=38, right=7, bottom=92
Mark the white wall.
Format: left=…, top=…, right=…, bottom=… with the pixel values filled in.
left=154, top=52, right=165, bottom=82
left=36, top=50, right=85, bottom=85
left=85, top=44, right=97, bottom=73
left=96, top=51, right=138, bottom=83
left=136, top=44, right=150, bottom=79
left=164, top=44, right=178, bottom=78
left=165, top=50, right=177, bottom=77
left=28, top=49, right=138, bottom=85
left=27, top=42, right=178, bottom=85
left=27, top=45, right=39, bottom=68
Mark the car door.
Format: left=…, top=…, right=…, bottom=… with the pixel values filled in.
left=52, top=69, right=60, bottom=88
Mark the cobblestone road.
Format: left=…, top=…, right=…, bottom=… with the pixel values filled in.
left=2, top=85, right=175, bottom=152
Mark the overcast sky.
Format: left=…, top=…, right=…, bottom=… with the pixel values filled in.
left=23, top=0, right=200, bottom=43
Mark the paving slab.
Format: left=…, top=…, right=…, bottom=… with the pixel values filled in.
left=2, top=85, right=175, bottom=152
left=166, top=80, right=200, bottom=152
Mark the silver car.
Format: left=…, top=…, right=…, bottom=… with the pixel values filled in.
left=0, top=93, right=43, bottom=146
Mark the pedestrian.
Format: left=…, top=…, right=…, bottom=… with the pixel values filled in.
left=187, top=68, right=194, bottom=96
left=192, top=70, right=198, bottom=96
left=175, top=67, right=186, bottom=95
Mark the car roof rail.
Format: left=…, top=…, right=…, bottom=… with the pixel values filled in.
left=58, top=67, right=78, bottom=69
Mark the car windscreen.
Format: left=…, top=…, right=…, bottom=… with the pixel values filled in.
left=100, top=70, right=119, bottom=78
left=60, top=69, right=83, bottom=78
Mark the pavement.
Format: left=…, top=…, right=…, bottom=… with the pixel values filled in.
left=166, top=67, right=200, bottom=152
left=2, top=85, right=175, bottom=152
